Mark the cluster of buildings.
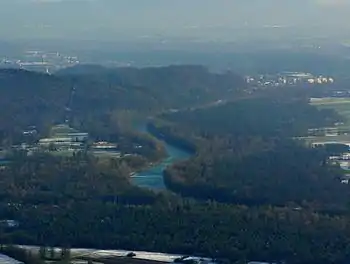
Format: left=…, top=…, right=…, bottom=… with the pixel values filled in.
left=307, top=125, right=346, bottom=137
left=0, top=50, right=79, bottom=74
left=308, top=137, right=350, bottom=184
left=328, top=153, right=350, bottom=184
left=36, top=124, right=122, bottom=158
left=0, top=124, right=122, bottom=160
left=38, top=124, right=88, bottom=151
left=305, top=123, right=350, bottom=184
left=91, top=141, right=121, bottom=158
left=246, top=72, right=335, bottom=88
left=307, top=140, right=350, bottom=184
left=328, top=90, right=350, bottom=98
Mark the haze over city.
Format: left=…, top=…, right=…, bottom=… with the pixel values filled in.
left=1, top=0, right=350, bottom=42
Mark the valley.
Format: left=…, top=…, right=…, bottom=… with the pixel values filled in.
left=0, top=65, right=350, bottom=264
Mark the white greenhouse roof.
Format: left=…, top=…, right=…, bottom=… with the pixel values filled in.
left=0, top=253, right=24, bottom=264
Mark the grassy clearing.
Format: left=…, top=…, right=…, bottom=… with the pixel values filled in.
left=310, top=97, right=350, bottom=106
left=304, top=98, right=350, bottom=144
left=311, top=98, right=350, bottom=126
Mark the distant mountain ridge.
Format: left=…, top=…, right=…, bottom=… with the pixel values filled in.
left=55, top=64, right=110, bottom=76
left=57, top=64, right=246, bottom=109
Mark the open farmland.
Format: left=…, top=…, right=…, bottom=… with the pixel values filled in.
left=310, top=97, right=350, bottom=126
left=303, top=97, right=350, bottom=145
left=310, top=97, right=350, bottom=106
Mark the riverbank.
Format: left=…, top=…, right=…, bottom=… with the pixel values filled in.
left=130, top=121, right=193, bottom=190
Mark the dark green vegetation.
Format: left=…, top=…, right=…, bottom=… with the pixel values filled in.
left=0, top=154, right=157, bottom=207
left=4, top=187, right=350, bottom=264
left=158, top=96, right=348, bottom=211
left=157, top=97, right=340, bottom=138
left=0, top=67, right=350, bottom=264
left=166, top=143, right=348, bottom=210
left=0, top=66, right=244, bottom=144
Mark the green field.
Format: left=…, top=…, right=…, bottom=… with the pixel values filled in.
left=310, top=97, right=350, bottom=106
left=304, top=98, right=350, bottom=144
left=310, top=97, right=350, bottom=126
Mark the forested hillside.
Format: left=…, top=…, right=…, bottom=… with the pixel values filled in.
left=0, top=66, right=245, bottom=144
left=0, top=69, right=69, bottom=144
left=3, top=155, right=350, bottom=264
left=160, top=97, right=340, bottom=138
left=6, top=196, right=350, bottom=264
left=153, top=96, right=348, bottom=211
left=59, top=65, right=246, bottom=114
left=2, top=67, right=350, bottom=264
left=150, top=96, right=341, bottom=155
left=2, top=152, right=350, bottom=264
left=0, top=154, right=157, bottom=207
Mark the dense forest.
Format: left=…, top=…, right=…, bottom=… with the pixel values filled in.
left=2, top=152, right=350, bottom=264
left=0, top=153, right=158, bottom=207
left=152, top=96, right=350, bottom=212
left=0, top=66, right=245, bottom=145
left=1, top=66, right=350, bottom=264
left=150, top=95, right=341, bottom=156
left=6, top=200, right=350, bottom=264
left=159, top=97, right=341, bottom=139
left=165, top=143, right=349, bottom=211
left=3, top=167, right=350, bottom=264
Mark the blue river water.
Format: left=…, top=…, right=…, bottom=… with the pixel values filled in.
left=130, top=122, right=192, bottom=190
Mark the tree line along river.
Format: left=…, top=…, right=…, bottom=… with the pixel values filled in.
left=130, top=122, right=193, bottom=190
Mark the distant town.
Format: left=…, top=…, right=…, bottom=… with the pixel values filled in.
left=246, top=72, right=335, bottom=87
left=0, top=50, right=80, bottom=74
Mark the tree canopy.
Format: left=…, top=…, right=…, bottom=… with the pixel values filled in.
left=1, top=66, right=350, bottom=264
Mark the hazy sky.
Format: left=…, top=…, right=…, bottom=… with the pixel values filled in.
left=1, top=0, right=350, bottom=41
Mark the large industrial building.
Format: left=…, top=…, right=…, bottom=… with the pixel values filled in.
left=37, top=124, right=88, bottom=155
left=37, top=125, right=121, bottom=158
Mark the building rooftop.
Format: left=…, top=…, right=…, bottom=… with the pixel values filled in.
left=248, top=262, right=276, bottom=264
left=67, top=132, right=88, bottom=136
left=0, top=253, right=24, bottom=264
left=39, top=137, right=72, bottom=143
left=92, top=142, right=117, bottom=148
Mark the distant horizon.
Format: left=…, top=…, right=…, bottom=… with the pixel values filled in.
left=1, top=0, right=350, bottom=43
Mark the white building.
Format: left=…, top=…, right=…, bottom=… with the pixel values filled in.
left=0, top=253, right=24, bottom=264
left=67, top=133, right=88, bottom=142
left=38, top=137, right=73, bottom=146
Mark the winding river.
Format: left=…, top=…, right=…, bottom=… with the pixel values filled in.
left=130, top=122, right=192, bottom=190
